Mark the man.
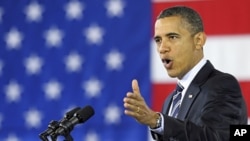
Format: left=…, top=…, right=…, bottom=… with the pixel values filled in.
left=123, top=6, right=247, bottom=141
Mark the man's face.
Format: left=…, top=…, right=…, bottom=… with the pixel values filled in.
left=154, top=16, right=203, bottom=79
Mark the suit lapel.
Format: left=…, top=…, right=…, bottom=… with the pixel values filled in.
left=177, top=84, right=200, bottom=120
left=162, top=61, right=215, bottom=120
left=176, top=60, right=215, bottom=120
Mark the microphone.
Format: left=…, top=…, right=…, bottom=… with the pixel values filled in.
left=39, top=107, right=81, bottom=141
left=54, top=105, right=95, bottom=136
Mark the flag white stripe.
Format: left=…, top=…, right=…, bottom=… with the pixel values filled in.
left=205, top=34, right=250, bottom=81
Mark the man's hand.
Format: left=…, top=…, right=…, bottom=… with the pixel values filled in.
left=123, top=79, right=159, bottom=128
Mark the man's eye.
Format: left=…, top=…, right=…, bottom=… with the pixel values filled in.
left=169, top=36, right=177, bottom=40
left=155, top=38, right=161, bottom=43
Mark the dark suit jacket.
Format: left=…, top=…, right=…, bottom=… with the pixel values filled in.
left=151, top=61, right=248, bottom=141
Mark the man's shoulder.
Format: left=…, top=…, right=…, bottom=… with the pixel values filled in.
left=195, top=60, right=239, bottom=85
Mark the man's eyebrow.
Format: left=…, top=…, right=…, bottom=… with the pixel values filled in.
left=154, top=32, right=180, bottom=40
left=166, top=32, right=180, bottom=36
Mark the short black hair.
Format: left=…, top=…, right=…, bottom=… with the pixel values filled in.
left=157, top=6, right=204, bottom=35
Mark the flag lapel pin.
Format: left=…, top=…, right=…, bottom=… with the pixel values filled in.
left=188, top=94, right=193, bottom=99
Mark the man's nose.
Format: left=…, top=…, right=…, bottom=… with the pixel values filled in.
left=158, top=40, right=170, bottom=53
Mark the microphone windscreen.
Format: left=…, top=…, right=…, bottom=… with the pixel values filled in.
left=75, top=105, right=95, bottom=123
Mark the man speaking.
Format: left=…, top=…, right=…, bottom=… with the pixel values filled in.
left=123, top=6, right=247, bottom=141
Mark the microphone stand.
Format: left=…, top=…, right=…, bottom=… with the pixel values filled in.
left=50, top=132, right=73, bottom=141
left=39, top=105, right=94, bottom=141
left=39, top=120, right=59, bottom=141
left=39, top=120, right=74, bottom=141
left=39, top=133, right=73, bottom=141
left=63, top=134, right=74, bottom=141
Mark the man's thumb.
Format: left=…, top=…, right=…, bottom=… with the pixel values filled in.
left=132, top=79, right=141, bottom=95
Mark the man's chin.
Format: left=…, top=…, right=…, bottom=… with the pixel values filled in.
left=167, top=71, right=178, bottom=78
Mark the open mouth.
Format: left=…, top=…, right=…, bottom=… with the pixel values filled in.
left=162, top=59, right=172, bottom=64
left=162, top=59, right=173, bottom=69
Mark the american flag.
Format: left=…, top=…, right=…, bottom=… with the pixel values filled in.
left=0, top=0, right=151, bottom=141
left=1, top=0, right=250, bottom=141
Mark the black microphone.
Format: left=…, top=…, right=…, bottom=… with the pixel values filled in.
left=63, top=107, right=81, bottom=121
left=54, top=105, right=95, bottom=136
left=39, top=107, right=81, bottom=141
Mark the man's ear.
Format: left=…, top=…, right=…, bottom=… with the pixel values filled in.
left=194, top=32, right=206, bottom=49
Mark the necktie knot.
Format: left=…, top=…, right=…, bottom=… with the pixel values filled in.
left=176, top=83, right=184, bottom=93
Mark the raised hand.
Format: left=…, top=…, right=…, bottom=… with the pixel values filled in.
left=123, top=79, right=159, bottom=128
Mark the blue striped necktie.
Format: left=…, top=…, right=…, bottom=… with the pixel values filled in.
left=170, top=83, right=184, bottom=118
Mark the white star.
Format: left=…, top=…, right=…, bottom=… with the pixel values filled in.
left=24, top=54, right=43, bottom=75
left=0, top=60, right=3, bottom=76
left=44, top=26, right=64, bottom=47
left=0, top=8, right=3, bottom=22
left=0, top=114, right=3, bottom=129
left=84, top=130, right=99, bottom=141
left=24, top=1, right=43, bottom=22
left=4, top=134, right=20, bottom=141
left=24, top=108, right=42, bottom=128
left=83, top=77, right=103, bottom=98
left=5, top=28, right=23, bottom=49
left=43, top=79, right=62, bottom=100
left=104, top=104, right=122, bottom=124
left=4, top=80, right=22, bottom=103
left=105, top=0, right=125, bottom=18
left=84, top=24, right=105, bottom=45
left=105, top=49, right=124, bottom=70
left=64, top=51, right=83, bottom=72
left=65, top=0, right=84, bottom=20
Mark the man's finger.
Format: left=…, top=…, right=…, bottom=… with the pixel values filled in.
left=132, top=79, right=141, bottom=96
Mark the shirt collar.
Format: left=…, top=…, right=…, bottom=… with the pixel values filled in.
left=178, top=58, right=207, bottom=90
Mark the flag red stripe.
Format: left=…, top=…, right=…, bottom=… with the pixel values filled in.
left=151, top=83, right=175, bottom=111
left=152, top=0, right=250, bottom=35
left=240, top=81, right=250, bottom=116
